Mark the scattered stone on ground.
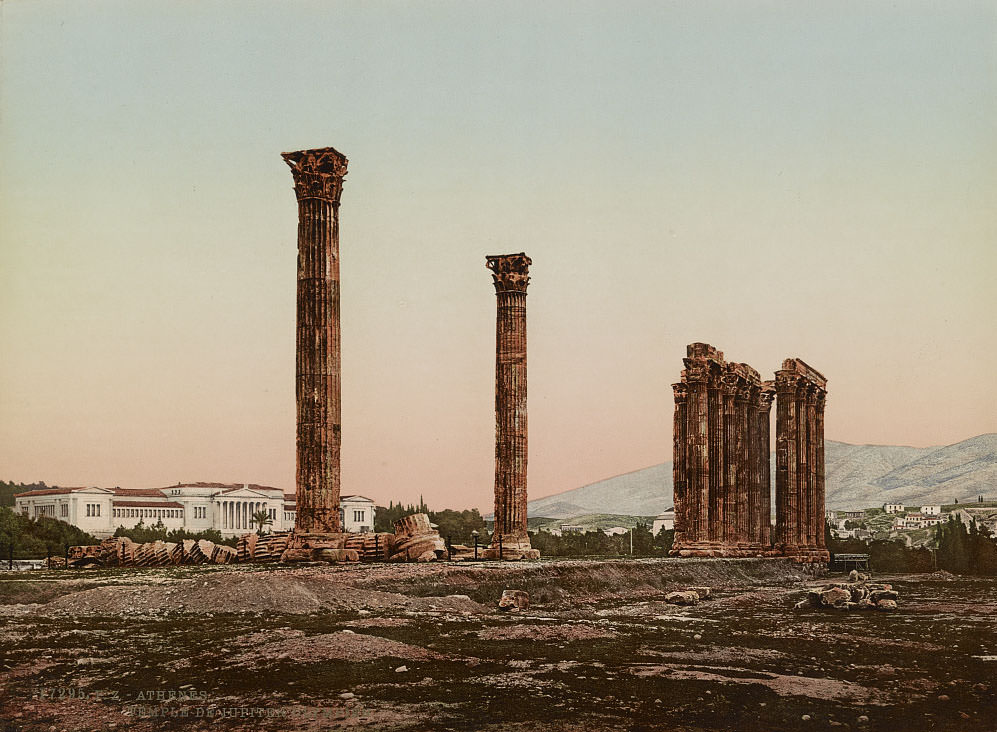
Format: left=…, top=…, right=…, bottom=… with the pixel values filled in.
left=498, top=589, right=530, bottom=612
left=796, top=578, right=901, bottom=612
left=665, top=590, right=700, bottom=606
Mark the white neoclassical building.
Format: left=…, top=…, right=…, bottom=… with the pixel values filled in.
left=15, top=482, right=299, bottom=539
left=340, top=495, right=375, bottom=533
left=15, top=482, right=377, bottom=539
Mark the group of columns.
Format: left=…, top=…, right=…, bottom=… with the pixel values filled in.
left=774, top=358, right=829, bottom=561
left=220, top=500, right=270, bottom=532
left=282, top=146, right=535, bottom=556
left=671, top=343, right=828, bottom=562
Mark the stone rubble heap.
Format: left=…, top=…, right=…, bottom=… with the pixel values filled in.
left=68, top=536, right=236, bottom=568
left=795, top=572, right=899, bottom=612
left=67, top=512, right=450, bottom=568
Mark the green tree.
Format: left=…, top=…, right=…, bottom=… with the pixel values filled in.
left=251, top=510, right=273, bottom=536
left=0, top=507, right=99, bottom=559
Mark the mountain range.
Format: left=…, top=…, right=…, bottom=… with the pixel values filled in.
left=525, top=434, right=997, bottom=519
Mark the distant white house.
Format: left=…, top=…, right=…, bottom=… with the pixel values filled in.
left=340, top=495, right=375, bottom=533
left=902, top=513, right=926, bottom=529
left=652, top=509, right=675, bottom=535
left=884, top=503, right=905, bottom=514
left=920, top=505, right=941, bottom=516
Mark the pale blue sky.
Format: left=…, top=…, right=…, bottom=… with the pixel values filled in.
left=2, top=1, right=995, bottom=509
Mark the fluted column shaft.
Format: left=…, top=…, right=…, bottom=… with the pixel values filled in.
left=487, top=253, right=532, bottom=549
left=283, top=147, right=348, bottom=534
left=672, top=385, right=689, bottom=540
left=735, top=387, right=750, bottom=545
left=721, top=380, right=737, bottom=543
left=688, top=375, right=710, bottom=545
left=775, top=379, right=799, bottom=553
left=815, top=392, right=827, bottom=551
left=758, top=389, right=774, bottom=546
left=494, top=289, right=527, bottom=537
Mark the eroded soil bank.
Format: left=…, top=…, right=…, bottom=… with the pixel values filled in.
left=1, top=558, right=994, bottom=731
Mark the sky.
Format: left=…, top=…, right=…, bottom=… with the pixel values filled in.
left=1, top=1, right=995, bottom=511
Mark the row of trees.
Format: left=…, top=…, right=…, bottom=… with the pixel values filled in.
left=934, top=515, right=997, bottom=575
left=0, top=480, right=49, bottom=508
left=826, top=515, right=997, bottom=575
left=0, top=507, right=99, bottom=559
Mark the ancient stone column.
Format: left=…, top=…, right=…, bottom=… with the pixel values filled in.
left=674, top=357, right=712, bottom=552
left=774, top=371, right=799, bottom=556
left=485, top=253, right=538, bottom=560
left=757, top=383, right=775, bottom=547
left=803, top=384, right=817, bottom=551
left=814, top=390, right=829, bottom=560
left=282, top=147, right=348, bottom=534
left=735, top=382, right=751, bottom=548
left=671, top=383, right=689, bottom=540
left=720, top=372, right=738, bottom=545
left=707, top=374, right=724, bottom=547
left=689, top=362, right=712, bottom=545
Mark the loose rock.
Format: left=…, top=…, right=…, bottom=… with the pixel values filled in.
left=665, top=591, right=700, bottom=606
left=498, top=589, right=530, bottom=612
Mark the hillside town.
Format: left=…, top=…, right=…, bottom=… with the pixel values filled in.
left=827, top=496, right=997, bottom=547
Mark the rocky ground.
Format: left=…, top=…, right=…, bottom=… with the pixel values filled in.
left=0, top=558, right=994, bottom=731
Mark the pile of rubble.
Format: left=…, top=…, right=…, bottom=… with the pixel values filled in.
left=66, top=512, right=449, bottom=568
left=68, top=536, right=236, bottom=567
left=795, top=571, right=899, bottom=612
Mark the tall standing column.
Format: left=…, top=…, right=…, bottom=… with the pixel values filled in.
left=814, top=390, right=829, bottom=560
left=282, top=147, right=348, bottom=534
left=804, top=385, right=818, bottom=551
left=758, top=384, right=775, bottom=547
left=678, top=361, right=711, bottom=551
left=735, top=384, right=751, bottom=548
left=720, top=374, right=738, bottom=545
left=775, top=372, right=799, bottom=555
left=486, top=253, right=537, bottom=559
left=671, top=384, right=689, bottom=541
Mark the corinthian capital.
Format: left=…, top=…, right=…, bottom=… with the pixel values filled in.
left=486, top=253, right=532, bottom=293
left=281, top=147, right=349, bottom=202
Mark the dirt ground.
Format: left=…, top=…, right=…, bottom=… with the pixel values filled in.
left=0, top=558, right=994, bottom=732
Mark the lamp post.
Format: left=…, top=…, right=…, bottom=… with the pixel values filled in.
left=472, top=530, right=479, bottom=561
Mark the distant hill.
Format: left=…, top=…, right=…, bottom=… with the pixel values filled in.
left=524, top=434, right=997, bottom=518
left=527, top=465, right=672, bottom=519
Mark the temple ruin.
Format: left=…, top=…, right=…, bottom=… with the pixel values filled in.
left=671, top=343, right=827, bottom=562
left=671, top=344, right=775, bottom=557
left=774, top=358, right=830, bottom=562
left=484, top=253, right=539, bottom=560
